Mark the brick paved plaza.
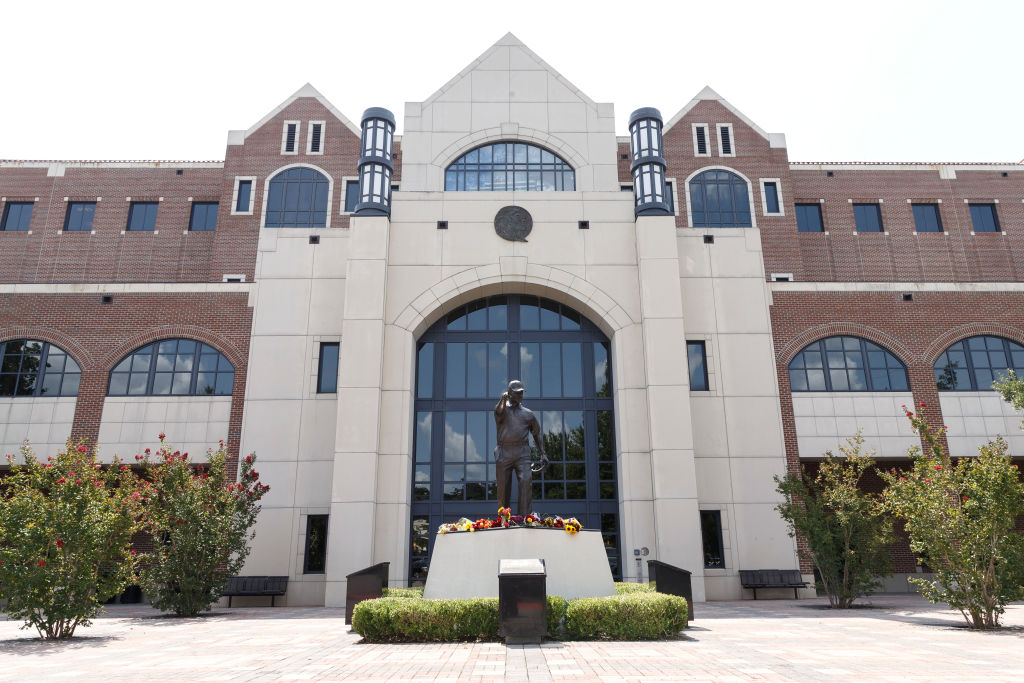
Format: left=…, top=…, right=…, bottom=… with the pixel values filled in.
left=1, top=595, right=1022, bottom=681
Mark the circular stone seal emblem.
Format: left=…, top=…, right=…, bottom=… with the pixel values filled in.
left=494, top=206, right=533, bottom=242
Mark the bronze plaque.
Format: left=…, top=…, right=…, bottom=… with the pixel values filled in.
left=494, top=206, right=533, bottom=242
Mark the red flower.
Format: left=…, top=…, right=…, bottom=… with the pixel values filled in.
left=924, top=478, right=931, bottom=482
left=130, top=549, right=138, bottom=556
left=145, top=448, right=151, bottom=454
left=77, top=445, right=87, bottom=453
left=57, top=477, right=66, bottom=484
left=38, top=560, right=46, bottom=567
left=962, top=496, right=968, bottom=501
left=934, top=465, right=942, bottom=470
left=918, top=402, right=927, bottom=408
left=56, top=540, right=64, bottom=548
left=158, top=432, right=166, bottom=440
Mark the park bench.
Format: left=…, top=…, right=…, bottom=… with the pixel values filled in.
left=739, top=569, right=808, bottom=599
left=221, top=576, right=289, bottom=607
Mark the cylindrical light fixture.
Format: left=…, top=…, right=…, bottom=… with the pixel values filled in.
left=628, top=107, right=670, bottom=217
left=354, top=107, right=396, bottom=217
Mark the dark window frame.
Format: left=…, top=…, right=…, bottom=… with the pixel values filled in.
left=689, top=169, right=752, bottom=228
left=63, top=201, right=97, bottom=232
left=700, top=510, right=725, bottom=569
left=763, top=181, right=781, bottom=214
left=935, top=335, right=1024, bottom=391
left=235, top=180, right=253, bottom=213
left=911, top=203, right=943, bottom=233
left=686, top=341, right=709, bottom=391
left=795, top=203, right=824, bottom=232
left=444, top=141, right=575, bottom=192
left=188, top=202, right=219, bottom=232
left=0, top=339, right=81, bottom=397
left=317, top=342, right=340, bottom=393
left=265, top=166, right=330, bottom=228
left=302, top=514, right=329, bottom=574
left=968, top=203, right=1000, bottom=233
left=344, top=180, right=360, bottom=212
left=126, top=201, right=159, bottom=231
left=107, top=338, right=234, bottom=397
left=789, top=336, right=909, bottom=392
left=853, top=203, right=884, bottom=233
left=1, top=201, right=34, bottom=231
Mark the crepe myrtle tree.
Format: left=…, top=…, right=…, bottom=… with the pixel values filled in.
left=137, top=435, right=268, bottom=617
left=774, top=432, right=893, bottom=608
left=0, top=442, right=145, bottom=639
left=881, top=403, right=1024, bottom=629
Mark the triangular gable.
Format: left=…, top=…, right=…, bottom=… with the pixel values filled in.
left=664, top=86, right=785, bottom=148
left=243, top=83, right=361, bottom=139
left=421, top=32, right=599, bottom=110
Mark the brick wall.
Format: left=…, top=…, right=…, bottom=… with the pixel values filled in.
left=0, top=292, right=252, bottom=475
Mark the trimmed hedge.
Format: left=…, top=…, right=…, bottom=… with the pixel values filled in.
left=352, top=596, right=498, bottom=642
left=351, top=589, right=685, bottom=642
left=614, top=582, right=655, bottom=595
left=566, top=592, right=687, bottom=640
left=382, top=586, right=424, bottom=599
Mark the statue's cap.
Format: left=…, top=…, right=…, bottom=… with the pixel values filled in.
left=507, top=380, right=525, bottom=393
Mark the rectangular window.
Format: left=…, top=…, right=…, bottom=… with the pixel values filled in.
left=282, top=121, right=299, bottom=154
left=795, top=203, right=824, bottom=232
left=234, top=178, right=253, bottom=214
left=344, top=180, right=360, bottom=212
left=317, top=342, right=339, bottom=393
left=307, top=121, right=325, bottom=154
left=686, top=341, right=709, bottom=391
left=665, top=180, right=676, bottom=214
left=188, top=202, right=219, bottom=231
left=912, top=203, right=943, bottom=232
left=700, top=510, right=725, bottom=569
left=1, top=201, right=33, bottom=231
left=692, top=123, right=709, bottom=156
left=853, top=203, right=883, bottom=232
left=761, top=180, right=782, bottom=215
left=63, top=201, right=96, bottom=231
left=969, top=203, right=1000, bottom=232
left=303, top=514, right=329, bottom=573
left=717, top=123, right=734, bottom=157
left=126, top=201, right=158, bottom=231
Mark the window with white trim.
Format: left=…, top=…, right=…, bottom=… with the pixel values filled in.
left=692, top=123, right=710, bottom=157
left=282, top=121, right=300, bottom=154
left=307, top=121, right=325, bottom=155
left=232, top=177, right=255, bottom=215
left=717, top=123, right=735, bottom=157
left=759, top=179, right=783, bottom=216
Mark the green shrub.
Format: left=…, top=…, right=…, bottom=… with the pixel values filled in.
left=546, top=594, right=567, bottom=637
left=352, top=596, right=499, bottom=642
left=382, top=586, right=424, bottom=599
left=565, top=592, right=687, bottom=640
left=614, top=582, right=655, bottom=594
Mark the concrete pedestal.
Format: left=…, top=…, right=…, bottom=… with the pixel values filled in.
left=423, top=528, right=615, bottom=600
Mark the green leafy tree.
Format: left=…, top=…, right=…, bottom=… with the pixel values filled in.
left=774, top=432, right=893, bottom=608
left=881, top=405, right=1024, bottom=628
left=138, top=436, right=268, bottom=617
left=0, top=442, right=144, bottom=639
left=994, top=369, right=1024, bottom=421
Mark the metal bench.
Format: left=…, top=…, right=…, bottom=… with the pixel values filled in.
left=221, top=576, right=288, bottom=607
left=739, top=569, right=808, bottom=599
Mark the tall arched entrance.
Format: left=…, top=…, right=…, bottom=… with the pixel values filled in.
left=409, top=294, right=621, bottom=583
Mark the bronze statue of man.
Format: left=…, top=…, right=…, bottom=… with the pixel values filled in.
left=493, top=380, right=548, bottom=516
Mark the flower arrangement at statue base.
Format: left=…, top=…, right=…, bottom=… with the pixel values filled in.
left=437, top=507, right=582, bottom=536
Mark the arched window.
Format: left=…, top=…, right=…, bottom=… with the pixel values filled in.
left=265, top=167, right=330, bottom=227
left=108, top=339, right=234, bottom=396
left=789, top=336, right=908, bottom=392
left=689, top=169, right=752, bottom=227
left=935, top=335, right=1024, bottom=391
left=0, top=339, right=80, bottom=397
left=444, top=142, right=575, bottom=191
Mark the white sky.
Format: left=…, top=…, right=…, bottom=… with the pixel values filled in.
left=4, top=0, right=1022, bottom=163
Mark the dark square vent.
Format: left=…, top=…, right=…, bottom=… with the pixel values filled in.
left=578, top=220, right=590, bottom=230
left=309, top=235, right=320, bottom=245
left=437, top=220, right=448, bottom=230
left=703, top=235, right=714, bottom=244
left=902, top=292, right=914, bottom=302
left=101, top=295, right=113, bottom=304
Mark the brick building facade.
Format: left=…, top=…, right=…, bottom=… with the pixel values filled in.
left=2, top=34, right=1021, bottom=604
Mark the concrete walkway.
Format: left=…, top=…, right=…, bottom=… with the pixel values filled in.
left=1, top=595, right=1022, bottom=681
